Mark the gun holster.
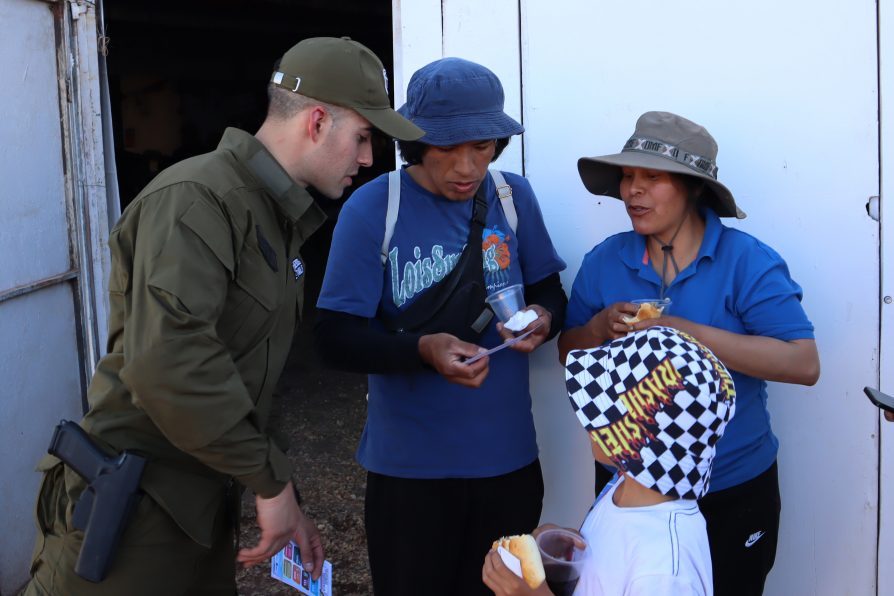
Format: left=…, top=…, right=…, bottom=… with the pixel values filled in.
left=47, top=420, right=146, bottom=582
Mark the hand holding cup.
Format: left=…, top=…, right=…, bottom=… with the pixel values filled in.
left=536, top=528, right=590, bottom=596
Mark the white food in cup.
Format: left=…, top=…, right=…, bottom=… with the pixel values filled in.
left=504, top=309, right=538, bottom=332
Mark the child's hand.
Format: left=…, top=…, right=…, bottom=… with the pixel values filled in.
left=531, top=523, right=561, bottom=539
left=482, top=549, right=553, bottom=596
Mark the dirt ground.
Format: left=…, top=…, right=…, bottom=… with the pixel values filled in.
left=235, top=321, right=373, bottom=596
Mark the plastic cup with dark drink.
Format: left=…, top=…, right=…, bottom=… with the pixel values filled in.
left=536, top=528, right=590, bottom=596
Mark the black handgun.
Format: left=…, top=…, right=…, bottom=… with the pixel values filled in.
left=47, top=420, right=146, bottom=582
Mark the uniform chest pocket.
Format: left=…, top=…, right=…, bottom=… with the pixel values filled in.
left=234, top=246, right=280, bottom=311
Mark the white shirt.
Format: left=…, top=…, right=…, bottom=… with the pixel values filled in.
left=573, top=476, right=713, bottom=596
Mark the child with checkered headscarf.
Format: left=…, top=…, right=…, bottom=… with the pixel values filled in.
left=484, top=327, right=734, bottom=595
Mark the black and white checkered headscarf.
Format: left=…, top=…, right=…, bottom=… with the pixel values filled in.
left=565, top=327, right=736, bottom=499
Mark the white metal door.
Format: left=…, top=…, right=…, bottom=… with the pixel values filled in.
left=522, top=3, right=880, bottom=595
left=0, top=0, right=110, bottom=592
left=395, top=1, right=881, bottom=593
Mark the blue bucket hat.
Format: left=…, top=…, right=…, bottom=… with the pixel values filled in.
left=397, top=58, right=524, bottom=146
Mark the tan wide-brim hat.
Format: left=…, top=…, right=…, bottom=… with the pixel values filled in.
left=577, top=111, right=745, bottom=219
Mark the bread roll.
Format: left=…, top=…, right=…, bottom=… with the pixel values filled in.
left=622, top=302, right=662, bottom=324
left=491, top=534, right=545, bottom=588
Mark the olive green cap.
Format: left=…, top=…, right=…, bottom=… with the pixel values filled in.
left=271, top=37, right=424, bottom=141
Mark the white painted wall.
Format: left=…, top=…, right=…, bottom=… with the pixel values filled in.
left=393, top=0, right=524, bottom=173
left=396, top=1, right=881, bottom=593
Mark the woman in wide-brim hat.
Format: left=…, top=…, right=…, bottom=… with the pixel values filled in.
left=315, top=57, right=567, bottom=596
left=558, top=111, right=820, bottom=595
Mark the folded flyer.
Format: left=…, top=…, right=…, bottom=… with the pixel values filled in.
left=464, top=324, right=538, bottom=364
left=271, top=540, right=332, bottom=595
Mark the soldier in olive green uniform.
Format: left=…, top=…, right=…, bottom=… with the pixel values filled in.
left=23, top=37, right=423, bottom=596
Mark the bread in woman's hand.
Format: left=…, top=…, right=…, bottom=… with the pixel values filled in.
left=492, top=534, right=545, bottom=588
left=622, top=302, right=662, bottom=324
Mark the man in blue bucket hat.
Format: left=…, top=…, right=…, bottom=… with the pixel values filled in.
left=314, top=57, right=567, bottom=595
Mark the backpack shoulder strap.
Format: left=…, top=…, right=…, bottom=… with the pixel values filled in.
left=490, top=169, right=517, bottom=234
left=382, top=170, right=402, bottom=266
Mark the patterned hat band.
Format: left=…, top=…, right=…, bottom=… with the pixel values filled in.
left=622, top=136, right=719, bottom=179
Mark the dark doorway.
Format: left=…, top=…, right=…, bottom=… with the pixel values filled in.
left=105, top=0, right=395, bottom=207
left=104, top=0, right=394, bottom=325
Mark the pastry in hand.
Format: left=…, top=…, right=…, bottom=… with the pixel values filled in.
left=491, top=534, right=546, bottom=588
left=622, top=302, right=663, bottom=324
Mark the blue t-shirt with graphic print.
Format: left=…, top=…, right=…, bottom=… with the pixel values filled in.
left=318, top=168, right=566, bottom=478
left=564, top=209, right=814, bottom=492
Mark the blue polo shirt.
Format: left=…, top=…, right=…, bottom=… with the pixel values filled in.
left=565, top=209, right=814, bottom=492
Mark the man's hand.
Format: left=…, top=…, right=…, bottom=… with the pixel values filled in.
left=236, top=482, right=325, bottom=579
left=418, top=333, right=489, bottom=387
left=497, top=305, right=552, bottom=353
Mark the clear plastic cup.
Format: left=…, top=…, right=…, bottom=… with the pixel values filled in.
left=536, top=528, right=590, bottom=596
left=485, top=284, right=526, bottom=324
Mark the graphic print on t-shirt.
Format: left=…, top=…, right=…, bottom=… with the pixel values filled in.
left=388, top=227, right=514, bottom=308
left=388, top=244, right=463, bottom=307
left=483, top=226, right=512, bottom=291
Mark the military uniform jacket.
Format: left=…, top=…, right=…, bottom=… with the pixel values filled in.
left=66, top=128, right=325, bottom=547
